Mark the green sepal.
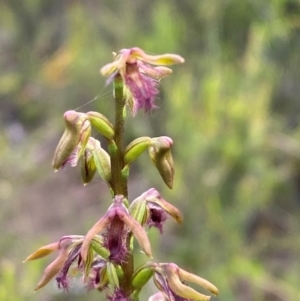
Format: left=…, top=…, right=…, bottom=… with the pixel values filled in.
left=91, top=241, right=110, bottom=259
left=97, top=265, right=109, bottom=291
left=89, top=138, right=112, bottom=183
left=148, top=137, right=174, bottom=189
left=131, top=289, right=142, bottom=301
left=115, top=265, right=124, bottom=281
left=129, top=198, right=148, bottom=226
left=106, top=262, right=119, bottom=288
left=83, top=246, right=94, bottom=281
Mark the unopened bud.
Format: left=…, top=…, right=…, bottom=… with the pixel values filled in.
left=178, top=267, right=219, bottom=296
left=86, top=111, right=115, bottom=140
left=80, top=149, right=96, bottom=185
left=52, top=111, right=91, bottom=170
left=132, top=262, right=155, bottom=290
left=124, top=137, right=152, bottom=166
left=149, top=137, right=174, bottom=189
left=89, top=137, right=111, bottom=184
left=91, top=240, right=110, bottom=259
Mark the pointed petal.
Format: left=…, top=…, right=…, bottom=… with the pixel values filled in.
left=83, top=246, right=94, bottom=282
left=23, top=242, right=59, bottom=262
left=117, top=208, right=152, bottom=258
left=81, top=213, right=113, bottom=261
left=124, top=137, right=152, bottom=166
left=179, top=268, right=219, bottom=296
left=129, top=197, right=148, bottom=226
left=152, top=67, right=173, bottom=79
left=138, top=63, right=173, bottom=80
left=100, top=50, right=130, bottom=76
left=150, top=197, right=183, bottom=224
left=131, top=48, right=184, bottom=65
left=34, top=248, right=69, bottom=291
left=167, top=275, right=211, bottom=301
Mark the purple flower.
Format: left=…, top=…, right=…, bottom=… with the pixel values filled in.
left=129, top=188, right=183, bottom=234
left=23, top=235, right=85, bottom=291
left=100, top=47, right=184, bottom=115
left=55, top=243, right=81, bottom=291
left=152, top=263, right=219, bottom=301
left=23, top=235, right=109, bottom=291
left=81, top=195, right=152, bottom=265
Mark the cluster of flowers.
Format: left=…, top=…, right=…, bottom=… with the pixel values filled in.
left=25, top=48, right=218, bottom=301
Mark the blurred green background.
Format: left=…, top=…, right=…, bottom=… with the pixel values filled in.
left=1, top=0, right=300, bottom=300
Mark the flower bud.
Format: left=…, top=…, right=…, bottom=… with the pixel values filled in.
left=124, top=137, right=152, bottom=166
left=86, top=111, right=115, bottom=140
left=89, top=137, right=111, bottom=184
left=52, top=110, right=91, bottom=170
left=149, top=137, right=174, bottom=189
left=83, top=245, right=94, bottom=281
left=80, top=149, right=96, bottom=185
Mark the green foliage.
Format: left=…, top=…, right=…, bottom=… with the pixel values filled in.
left=1, top=0, right=300, bottom=300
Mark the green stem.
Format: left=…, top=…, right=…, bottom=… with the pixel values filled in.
left=110, top=74, right=128, bottom=197
left=110, top=74, right=133, bottom=295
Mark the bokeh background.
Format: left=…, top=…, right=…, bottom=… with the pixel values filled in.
left=1, top=0, right=300, bottom=300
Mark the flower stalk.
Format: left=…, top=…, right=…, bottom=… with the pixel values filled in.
left=110, top=74, right=128, bottom=197
left=110, top=74, right=132, bottom=293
